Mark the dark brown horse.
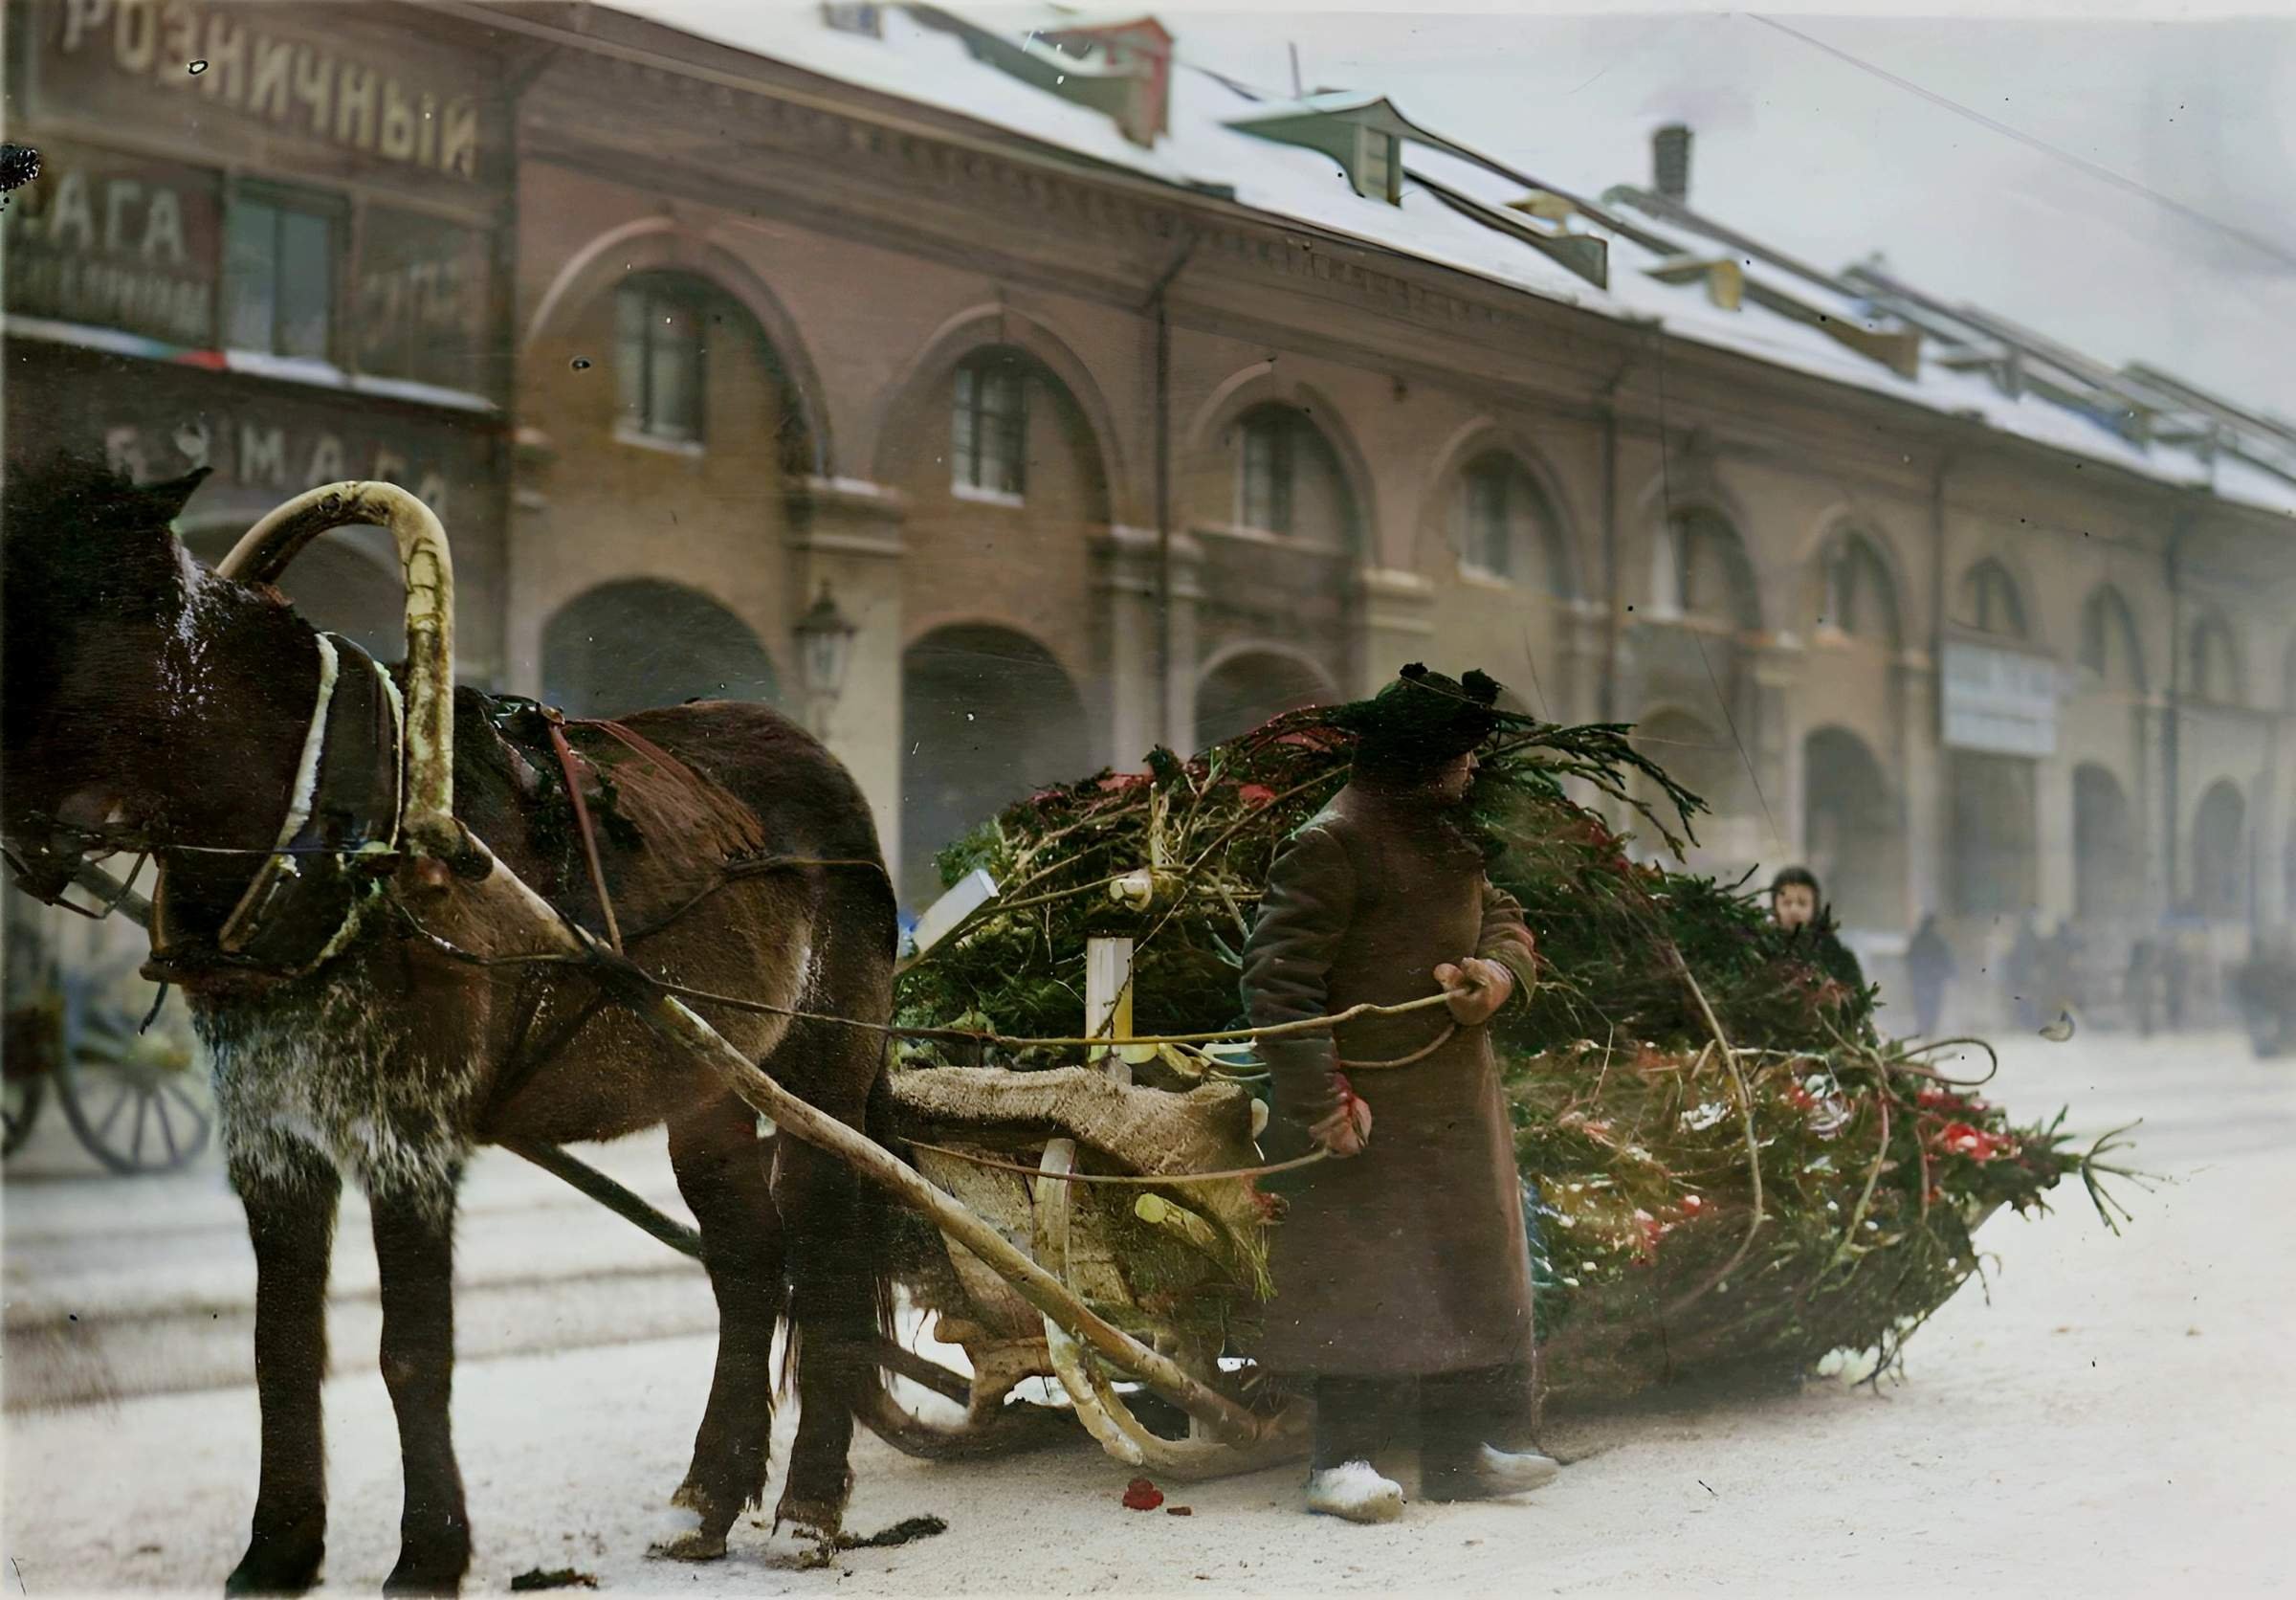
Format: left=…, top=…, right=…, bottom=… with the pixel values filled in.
left=1, top=456, right=900, bottom=1593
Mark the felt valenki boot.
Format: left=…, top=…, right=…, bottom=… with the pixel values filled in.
left=1419, top=1366, right=1561, bottom=1501
left=1305, top=1376, right=1406, bottom=1522
left=1305, top=1460, right=1405, bottom=1523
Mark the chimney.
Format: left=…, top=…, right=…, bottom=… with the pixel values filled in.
left=1653, top=123, right=1691, bottom=203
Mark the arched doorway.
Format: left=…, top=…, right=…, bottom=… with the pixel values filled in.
left=901, top=625, right=1088, bottom=910
left=2192, top=779, right=2247, bottom=920
left=541, top=580, right=780, bottom=719
left=2072, top=765, right=2140, bottom=922
left=1193, top=652, right=1335, bottom=751
left=185, top=524, right=407, bottom=665
left=1630, top=707, right=1755, bottom=865
left=1950, top=752, right=2037, bottom=915
left=1802, top=726, right=1901, bottom=931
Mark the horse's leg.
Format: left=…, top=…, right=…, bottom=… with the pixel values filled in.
left=770, top=1012, right=904, bottom=1547
left=770, top=1129, right=878, bottom=1544
left=225, top=1143, right=342, bottom=1597
left=372, top=1176, right=472, bottom=1597
left=652, top=1094, right=784, bottom=1563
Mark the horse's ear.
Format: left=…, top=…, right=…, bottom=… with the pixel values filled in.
left=139, top=466, right=213, bottom=524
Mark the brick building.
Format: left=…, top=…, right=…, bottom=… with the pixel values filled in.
left=8, top=0, right=2293, bottom=1018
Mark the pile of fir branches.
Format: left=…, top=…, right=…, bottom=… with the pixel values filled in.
left=894, top=708, right=2133, bottom=1402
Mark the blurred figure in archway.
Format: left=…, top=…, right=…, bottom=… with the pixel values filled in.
left=1906, top=913, right=1954, bottom=1038
left=2124, top=937, right=2160, bottom=1038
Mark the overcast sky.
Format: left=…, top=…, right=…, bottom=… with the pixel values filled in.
left=1092, top=8, right=2296, bottom=421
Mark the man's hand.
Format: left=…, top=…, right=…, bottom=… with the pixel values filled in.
left=1309, top=1085, right=1374, bottom=1158
left=1435, top=957, right=1514, bottom=1026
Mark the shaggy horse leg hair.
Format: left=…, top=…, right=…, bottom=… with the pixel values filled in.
left=225, top=1144, right=340, bottom=1598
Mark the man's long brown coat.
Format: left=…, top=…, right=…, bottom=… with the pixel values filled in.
left=1241, top=783, right=1539, bottom=1377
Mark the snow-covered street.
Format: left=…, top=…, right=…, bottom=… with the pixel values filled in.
left=6, top=1029, right=2292, bottom=1596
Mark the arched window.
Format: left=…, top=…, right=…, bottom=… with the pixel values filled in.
left=2187, top=612, right=2241, bottom=706
left=2079, top=586, right=2146, bottom=693
left=1819, top=533, right=1898, bottom=644
left=1957, top=559, right=2026, bottom=638
left=1223, top=402, right=1357, bottom=547
left=1454, top=452, right=1563, bottom=589
left=952, top=349, right=1030, bottom=500
left=1653, top=509, right=1755, bottom=629
left=616, top=274, right=708, bottom=444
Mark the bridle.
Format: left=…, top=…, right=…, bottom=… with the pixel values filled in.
left=7, top=628, right=408, bottom=985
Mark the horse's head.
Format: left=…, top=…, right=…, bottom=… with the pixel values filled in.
left=1, top=454, right=230, bottom=892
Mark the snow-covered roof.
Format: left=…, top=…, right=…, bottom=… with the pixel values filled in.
left=610, top=0, right=2296, bottom=523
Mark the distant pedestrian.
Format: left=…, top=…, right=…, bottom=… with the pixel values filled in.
left=2162, top=936, right=2192, bottom=1032
left=2006, top=913, right=2042, bottom=1031
left=2124, top=938, right=2158, bottom=1037
left=1906, top=913, right=1954, bottom=1037
left=1768, top=866, right=1821, bottom=933
left=1768, top=866, right=1866, bottom=994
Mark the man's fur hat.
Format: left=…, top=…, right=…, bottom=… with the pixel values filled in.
left=1330, top=663, right=1506, bottom=773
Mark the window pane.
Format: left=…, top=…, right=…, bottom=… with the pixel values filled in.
left=223, top=200, right=277, bottom=352
left=951, top=369, right=978, bottom=487
left=1269, top=424, right=1292, bottom=533
left=986, top=368, right=1025, bottom=495
left=616, top=290, right=647, bottom=421
left=1464, top=465, right=1507, bottom=574
left=649, top=325, right=696, bottom=440
left=1241, top=423, right=1272, bottom=528
left=276, top=208, right=333, bottom=360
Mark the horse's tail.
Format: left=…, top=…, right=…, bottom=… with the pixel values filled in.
left=771, top=860, right=904, bottom=1465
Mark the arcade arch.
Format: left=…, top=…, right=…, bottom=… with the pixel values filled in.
left=540, top=579, right=781, bottom=719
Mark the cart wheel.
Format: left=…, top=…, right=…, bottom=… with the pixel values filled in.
left=3, top=1073, right=44, bottom=1156
left=56, top=971, right=210, bottom=1175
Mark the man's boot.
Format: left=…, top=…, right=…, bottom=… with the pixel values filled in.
left=1306, top=1376, right=1406, bottom=1522
left=1306, top=1460, right=1406, bottom=1522
left=1420, top=1366, right=1560, bottom=1502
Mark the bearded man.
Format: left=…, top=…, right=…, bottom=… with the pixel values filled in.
left=1243, top=664, right=1559, bottom=1522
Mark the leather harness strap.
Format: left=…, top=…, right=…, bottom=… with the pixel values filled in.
left=543, top=718, right=625, bottom=955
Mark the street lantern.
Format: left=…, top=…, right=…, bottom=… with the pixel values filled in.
left=794, top=582, right=857, bottom=735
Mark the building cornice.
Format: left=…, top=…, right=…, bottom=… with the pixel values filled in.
left=470, top=1, right=2289, bottom=538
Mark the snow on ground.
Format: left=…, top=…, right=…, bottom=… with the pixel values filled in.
left=5, top=1031, right=2292, bottom=1596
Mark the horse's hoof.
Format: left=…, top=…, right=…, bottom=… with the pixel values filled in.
left=223, top=1528, right=324, bottom=1595
left=646, top=1530, right=728, bottom=1564
left=771, top=1495, right=845, bottom=1545
left=382, top=1531, right=470, bottom=1598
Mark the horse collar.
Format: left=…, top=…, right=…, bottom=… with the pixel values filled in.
left=149, top=632, right=408, bottom=984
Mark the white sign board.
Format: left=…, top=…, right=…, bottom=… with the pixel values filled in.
left=1941, top=639, right=2059, bottom=757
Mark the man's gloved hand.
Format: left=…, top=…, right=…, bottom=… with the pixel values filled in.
left=1434, top=957, right=1515, bottom=1026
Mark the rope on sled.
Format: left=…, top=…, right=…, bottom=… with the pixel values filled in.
left=908, top=1141, right=1331, bottom=1187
